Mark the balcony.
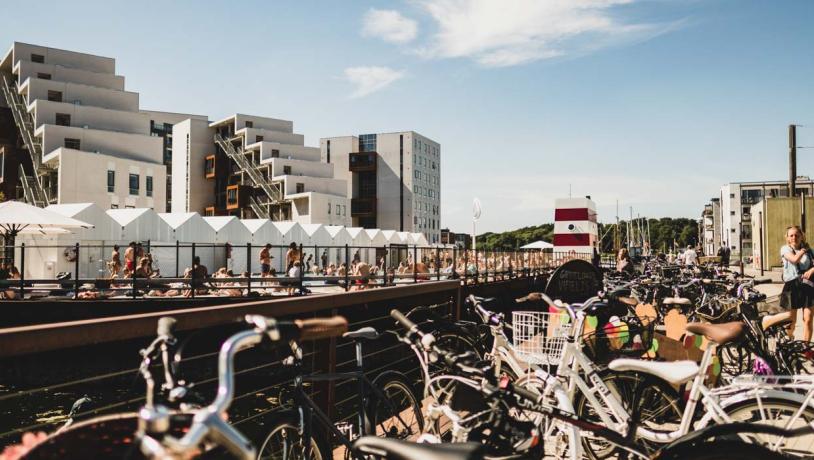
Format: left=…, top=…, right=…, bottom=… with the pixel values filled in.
left=351, top=197, right=376, bottom=217
left=349, top=152, right=377, bottom=172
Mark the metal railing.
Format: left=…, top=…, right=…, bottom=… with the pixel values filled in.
left=1, top=73, right=50, bottom=206
left=0, top=242, right=595, bottom=302
left=214, top=134, right=284, bottom=217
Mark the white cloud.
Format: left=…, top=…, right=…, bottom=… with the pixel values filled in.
left=362, top=9, right=419, bottom=44
left=344, top=66, right=406, bottom=98
left=414, top=0, right=670, bottom=67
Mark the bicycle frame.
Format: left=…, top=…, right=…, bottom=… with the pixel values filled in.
left=285, top=338, right=414, bottom=460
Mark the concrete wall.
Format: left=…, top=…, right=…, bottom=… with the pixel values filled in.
left=296, top=192, right=351, bottom=226
left=56, top=148, right=166, bottom=211
left=172, top=118, right=213, bottom=213
left=233, top=113, right=293, bottom=133
left=39, top=124, right=162, bottom=163
left=319, top=136, right=356, bottom=198
left=22, top=78, right=138, bottom=112
left=260, top=142, right=321, bottom=162
left=10, top=42, right=115, bottom=74
left=31, top=100, right=150, bottom=135
left=241, top=127, right=303, bottom=146
left=281, top=175, right=346, bottom=196
left=265, top=157, right=333, bottom=178
left=16, top=61, right=124, bottom=90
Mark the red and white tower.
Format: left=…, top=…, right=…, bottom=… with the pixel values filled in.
left=553, top=197, right=598, bottom=254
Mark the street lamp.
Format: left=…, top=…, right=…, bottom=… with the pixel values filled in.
left=472, top=198, right=482, bottom=252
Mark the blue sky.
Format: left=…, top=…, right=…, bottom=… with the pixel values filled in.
left=3, top=0, right=813, bottom=232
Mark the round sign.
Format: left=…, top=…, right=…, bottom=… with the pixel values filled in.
left=544, top=259, right=602, bottom=304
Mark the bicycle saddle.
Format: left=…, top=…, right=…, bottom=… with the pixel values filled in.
left=685, top=321, right=744, bottom=345
left=343, top=327, right=379, bottom=341
left=353, top=436, right=484, bottom=460
left=663, top=297, right=692, bottom=306
left=609, top=359, right=699, bottom=385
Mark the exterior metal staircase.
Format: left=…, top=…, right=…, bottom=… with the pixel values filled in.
left=214, top=133, right=284, bottom=218
left=2, top=73, right=51, bottom=206
left=18, top=165, right=48, bottom=207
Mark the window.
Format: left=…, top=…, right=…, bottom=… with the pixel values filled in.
left=271, top=149, right=280, bottom=158
left=204, top=155, right=215, bottom=178
left=245, top=121, right=253, bottom=128
left=336, top=204, right=340, bottom=215
left=326, top=140, right=331, bottom=163
left=107, top=170, right=115, bottom=192
left=359, top=134, right=377, bottom=152
left=730, top=211, right=735, bottom=215
left=47, top=90, right=63, bottom=102
left=342, top=205, right=346, bottom=216
left=296, top=182, right=304, bottom=193
left=55, top=113, right=70, bottom=126
left=37, top=73, right=51, bottom=80
left=731, top=229, right=736, bottom=233
left=129, top=173, right=140, bottom=195
left=730, top=193, right=735, bottom=198
left=204, top=207, right=215, bottom=217
left=146, top=176, right=153, bottom=197
left=110, top=204, right=119, bottom=209
left=64, top=138, right=80, bottom=150
left=256, top=135, right=263, bottom=142
left=283, top=166, right=292, bottom=175
left=742, top=207, right=750, bottom=215
left=328, top=202, right=331, bottom=215
left=31, top=53, right=44, bottom=63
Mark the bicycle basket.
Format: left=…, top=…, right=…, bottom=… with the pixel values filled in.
left=583, top=315, right=655, bottom=363
left=511, top=311, right=570, bottom=366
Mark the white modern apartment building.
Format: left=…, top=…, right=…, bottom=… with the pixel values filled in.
left=320, top=132, right=441, bottom=244
left=172, top=113, right=350, bottom=226
left=0, top=42, right=192, bottom=212
left=711, top=177, right=814, bottom=258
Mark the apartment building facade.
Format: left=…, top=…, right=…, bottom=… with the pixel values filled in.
left=173, top=113, right=350, bottom=226
left=320, top=131, right=441, bottom=244
left=0, top=42, right=183, bottom=211
left=710, top=177, right=814, bottom=258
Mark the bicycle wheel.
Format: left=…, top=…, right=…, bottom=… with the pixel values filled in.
left=658, top=439, right=788, bottom=460
left=368, top=371, right=424, bottom=441
left=256, top=412, right=328, bottom=460
left=717, top=341, right=753, bottom=381
left=721, top=396, right=814, bottom=457
left=574, top=370, right=682, bottom=460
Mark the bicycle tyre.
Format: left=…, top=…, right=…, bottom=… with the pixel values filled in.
left=367, top=371, right=424, bottom=441
left=657, top=439, right=788, bottom=460
left=719, top=396, right=814, bottom=457
left=256, top=411, right=329, bottom=460
left=574, top=369, right=682, bottom=460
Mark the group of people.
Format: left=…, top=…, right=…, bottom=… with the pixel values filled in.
left=108, top=242, right=158, bottom=279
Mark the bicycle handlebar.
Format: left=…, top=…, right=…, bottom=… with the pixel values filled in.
left=140, top=314, right=347, bottom=459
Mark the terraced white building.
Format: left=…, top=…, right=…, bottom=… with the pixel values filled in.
left=0, top=42, right=201, bottom=211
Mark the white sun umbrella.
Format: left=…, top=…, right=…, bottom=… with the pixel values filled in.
left=0, top=201, right=93, bottom=235
left=520, top=240, right=554, bottom=250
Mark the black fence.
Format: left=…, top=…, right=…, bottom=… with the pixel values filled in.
left=0, top=242, right=605, bottom=301
left=0, top=278, right=547, bottom=450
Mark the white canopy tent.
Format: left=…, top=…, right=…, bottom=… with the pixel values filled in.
left=107, top=208, right=159, bottom=244
left=299, top=224, right=331, bottom=271
left=362, top=229, right=385, bottom=247
left=520, top=240, right=554, bottom=250
left=202, top=216, right=252, bottom=273
left=44, top=203, right=117, bottom=278
left=154, top=213, right=217, bottom=277
left=324, top=226, right=353, bottom=267
left=271, top=222, right=306, bottom=271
